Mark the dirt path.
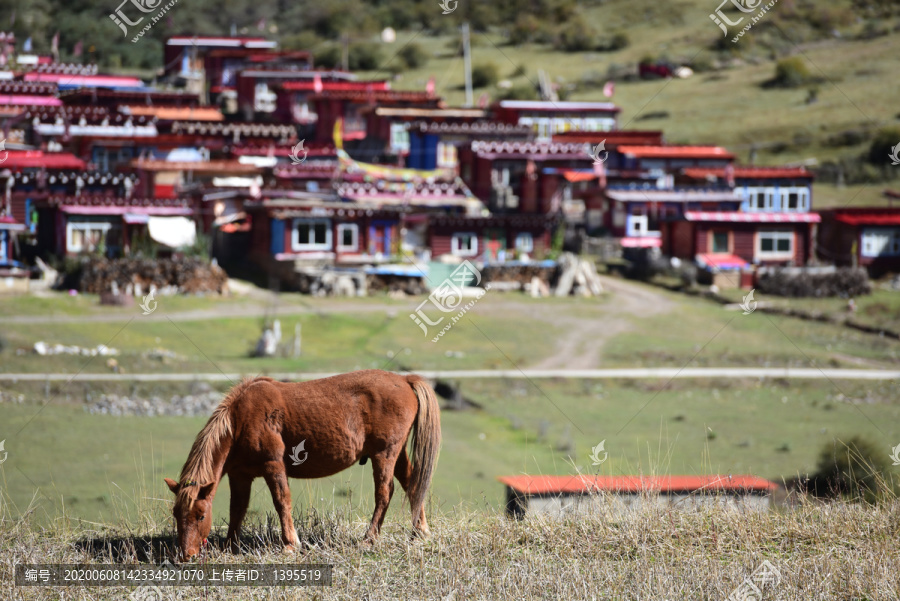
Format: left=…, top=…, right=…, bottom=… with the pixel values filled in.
left=527, top=275, right=676, bottom=370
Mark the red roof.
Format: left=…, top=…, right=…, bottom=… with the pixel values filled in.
left=683, top=166, right=813, bottom=180
left=618, top=145, right=734, bottom=160
left=832, top=210, right=900, bottom=226
left=552, top=130, right=664, bottom=146
left=560, top=169, right=597, bottom=183
left=310, top=90, right=436, bottom=103
left=282, top=80, right=390, bottom=92
left=699, top=253, right=748, bottom=269
left=684, top=211, right=820, bottom=223
left=1, top=151, right=86, bottom=170
left=0, top=215, right=26, bottom=231
left=498, top=475, right=778, bottom=495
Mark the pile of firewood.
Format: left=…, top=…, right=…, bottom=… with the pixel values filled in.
left=78, top=257, right=229, bottom=295
left=553, top=253, right=604, bottom=297
left=756, top=267, right=870, bottom=298
left=481, top=263, right=556, bottom=286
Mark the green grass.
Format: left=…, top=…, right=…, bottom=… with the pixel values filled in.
left=2, top=377, right=897, bottom=525
left=1, top=284, right=898, bottom=525
left=2, top=286, right=898, bottom=375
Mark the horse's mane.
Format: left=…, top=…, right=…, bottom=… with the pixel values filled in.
left=177, top=376, right=272, bottom=508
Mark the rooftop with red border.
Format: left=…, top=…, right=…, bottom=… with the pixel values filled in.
left=498, top=474, right=778, bottom=495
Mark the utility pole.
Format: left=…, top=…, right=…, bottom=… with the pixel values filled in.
left=462, top=22, right=473, bottom=107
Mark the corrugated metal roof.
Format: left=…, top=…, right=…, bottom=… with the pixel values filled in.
left=498, top=474, right=778, bottom=495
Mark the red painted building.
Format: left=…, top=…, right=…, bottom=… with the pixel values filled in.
left=817, top=206, right=900, bottom=277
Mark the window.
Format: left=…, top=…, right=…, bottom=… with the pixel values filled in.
left=861, top=228, right=900, bottom=257
left=66, top=221, right=112, bottom=253
left=451, top=232, right=478, bottom=256
left=711, top=231, right=729, bottom=253
left=745, top=187, right=775, bottom=212
left=291, top=218, right=332, bottom=251
left=787, top=192, right=799, bottom=210
left=390, top=123, right=409, bottom=154
left=757, top=230, right=793, bottom=258
left=627, top=213, right=649, bottom=237
left=751, top=190, right=767, bottom=211
left=337, top=223, right=359, bottom=252
left=777, top=187, right=809, bottom=212
left=515, top=233, right=534, bottom=253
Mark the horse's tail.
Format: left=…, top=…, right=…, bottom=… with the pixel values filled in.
left=406, top=375, right=441, bottom=520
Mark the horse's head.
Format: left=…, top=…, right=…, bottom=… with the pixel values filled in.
left=164, top=477, right=215, bottom=561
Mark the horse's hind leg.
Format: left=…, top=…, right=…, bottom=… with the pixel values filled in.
left=226, top=474, right=253, bottom=553
left=394, top=447, right=429, bottom=536
left=263, top=465, right=299, bottom=552
left=364, top=450, right=399, bottom=543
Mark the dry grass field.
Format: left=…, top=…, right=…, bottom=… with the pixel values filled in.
left=3, top=490, right=899, bottom=600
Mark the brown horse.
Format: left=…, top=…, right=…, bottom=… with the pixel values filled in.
left=164, top=370, right=441, bottom=560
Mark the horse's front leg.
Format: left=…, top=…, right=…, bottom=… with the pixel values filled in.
left=263, top=465, right=299, bottom=552
left=226, top=474, right=253, bottom=554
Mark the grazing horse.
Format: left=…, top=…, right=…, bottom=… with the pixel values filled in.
left=164, top=370, right=441, bottom=560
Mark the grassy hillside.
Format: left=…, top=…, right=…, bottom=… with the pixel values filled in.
left=361, top=0, right=900, bottom=207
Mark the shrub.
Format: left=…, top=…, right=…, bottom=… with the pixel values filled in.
left=866, top=126, right=900, bottom=166
left=348, top=42, right=383, bottom=71
left=281, top=31, right=323, bottom=52
left=398, top=42, right=427, bottom=69
left=500, top=84, right=538, bottom=100
left=825, top=128, right=869, bottom=148
left=509, top=14, right=542, bottom=45
left=554, top=18, right=596, bottom=52
left=471, top=62, right=499, bottom=88
left=314, top=44, right=342, bottom=69
left=810, top=435, right=894, bottom=502
left=770, top=56, right=813, bottom=88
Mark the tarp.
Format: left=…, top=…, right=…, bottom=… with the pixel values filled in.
left=333, top=118, right=453, bottom=183
left=697, top=253, right=748, bottom=270
left=148, top=216, right=196, bottom=248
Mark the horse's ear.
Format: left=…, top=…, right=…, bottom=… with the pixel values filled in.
left=164, top=478, right=179, bottom=494
left=198, top=482, right=215, bottom=499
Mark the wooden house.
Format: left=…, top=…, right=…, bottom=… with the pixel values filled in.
left=666, top=166, right=819, bottom=269
left=460, top=140, right=588, bottom=214
left=491, top=100, right=620, bottom=141
left=817, top=205, right=900, bottom=277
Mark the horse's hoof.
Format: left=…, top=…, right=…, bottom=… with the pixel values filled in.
left=283, top=544, right=296, bottom=554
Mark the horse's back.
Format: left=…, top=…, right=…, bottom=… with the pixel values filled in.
left=227, top=371, right=420, bottom=478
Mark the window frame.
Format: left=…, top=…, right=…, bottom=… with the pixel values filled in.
left=710, top=230, right=730, bottom=254
left=336, top=223, right=359, bottom=252
left=756, top=230, right=794, bottom=259
left=451, top=232, right=478, bottom=257
left=66, top=221, right=113, bottom=253
left=514, top=232, right=534, bottom=253
left=291, top=218, right=333, bottom=251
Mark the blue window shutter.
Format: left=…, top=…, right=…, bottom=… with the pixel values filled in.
left=271, top=218, right=285, bottom=255
left=424, top=134, right=438, bottom=170
left=408, top=133, right=422, bottom=169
